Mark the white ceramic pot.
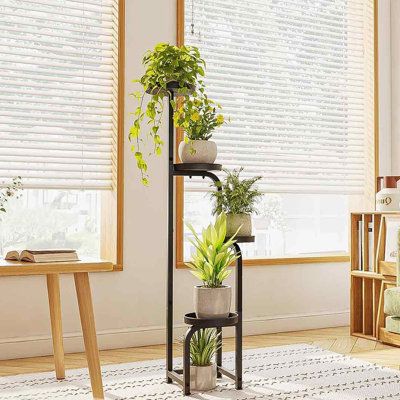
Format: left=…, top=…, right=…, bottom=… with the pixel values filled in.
left=226, top=213, right=252, bottom=237
left=194, top=286, right=231, bottom=319
left=190, top=364, right=217, bottom=391
left=178, top=140, right=217, bottom=164
left=376, top=188, right=400, bottom=211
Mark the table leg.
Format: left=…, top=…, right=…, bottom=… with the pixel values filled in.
left=46, top=274, right=65, bottom=380
left=74, top=272, right=104, bottom=400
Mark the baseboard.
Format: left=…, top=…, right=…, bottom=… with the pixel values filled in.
left=0, top=310, right=349, bottom=360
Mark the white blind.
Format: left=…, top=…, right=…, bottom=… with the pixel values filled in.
left=0, top=0, right=118, bottom=189
left=184, top=0, right=374, bottom=194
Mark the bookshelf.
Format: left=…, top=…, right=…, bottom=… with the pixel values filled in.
left=350, top=212, right=398, bottom=345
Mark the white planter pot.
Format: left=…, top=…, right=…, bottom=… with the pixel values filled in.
left=376, top=188, right=400, bottom=211
left=226, top=213, right=252, bottom=237
left=190, top=364, right=217, bottom=391
left=178, top=140, right=217, bottom=164
left=194, top=286, right=231, bottom=319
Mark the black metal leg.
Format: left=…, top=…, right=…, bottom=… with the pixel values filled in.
left=183, top=326, right=197, bottom=396
left=234, top=244, right=243, bottom=390
left=216, top=327, right=222, bottom=378
left=166, top=93, right=175, bottom=384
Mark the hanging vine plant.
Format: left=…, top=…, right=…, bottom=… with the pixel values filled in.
left=130, top=43, right=206, bottom=185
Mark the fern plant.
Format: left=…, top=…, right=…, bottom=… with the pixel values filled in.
left=190, top=329, right=221, bottom=366
left=186, top=213, right=239, bottom=288
left=210, top=168, right=263, bottom=215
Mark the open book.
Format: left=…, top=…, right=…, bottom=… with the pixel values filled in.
left=5, top=249, right=79, bottom=263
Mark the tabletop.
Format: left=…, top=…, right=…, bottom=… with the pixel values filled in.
left=0, top=258, right=113, bottom=277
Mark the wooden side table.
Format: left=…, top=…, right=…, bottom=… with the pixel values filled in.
left=0, top=259, right=113, bottom=400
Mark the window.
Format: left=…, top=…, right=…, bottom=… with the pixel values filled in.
left=177, top=0, right=375, bottom=265
left=0, top=0, right=124, bottom=265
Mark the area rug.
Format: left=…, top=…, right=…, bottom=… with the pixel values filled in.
left=0, top=344, right=400, bottom=399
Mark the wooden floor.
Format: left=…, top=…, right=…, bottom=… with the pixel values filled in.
left=1, top=326, right=400, bottom=377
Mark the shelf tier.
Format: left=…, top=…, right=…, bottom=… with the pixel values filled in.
left=230, top=235, right=255, bottom=243
left=145, top=81, right=195, bottom=96
left=184, top=312, right=238, bottom=328
left=173, top=163, right=222, bottom=172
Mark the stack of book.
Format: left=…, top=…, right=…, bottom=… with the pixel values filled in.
left=5, top=249, right=79, bottom=263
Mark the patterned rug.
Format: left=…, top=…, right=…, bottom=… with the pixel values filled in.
left=1, top=344, right=400, bottom=399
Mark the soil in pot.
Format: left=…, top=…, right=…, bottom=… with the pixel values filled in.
left=178, top=140, right=217, bottom=164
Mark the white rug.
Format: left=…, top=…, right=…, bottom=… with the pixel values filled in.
left=1, top=344, right=400, bottom=399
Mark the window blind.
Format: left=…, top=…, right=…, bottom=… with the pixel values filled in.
left=184, top=0, right=374, bottom=194
left=0, top=0, right=118, bottom=189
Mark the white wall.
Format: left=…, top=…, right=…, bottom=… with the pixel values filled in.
left=0, top=0, right=349, bottom=360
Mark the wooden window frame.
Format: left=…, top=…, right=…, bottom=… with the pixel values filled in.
left=100, top=0, right=125, bottom=271
left=175, top=0, right=379, bottom=268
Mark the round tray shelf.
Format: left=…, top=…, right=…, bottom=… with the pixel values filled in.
left=184, top=312, right=238, bottom=328
left=226, top=235, right=255, bottom=243
left=174, top=163, right=222, bottom=172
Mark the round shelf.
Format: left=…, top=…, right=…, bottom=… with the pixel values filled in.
left=184, top=312, right=238, bottom=328
left=226, top=235, right=255, bottom=243
left=174, top=163, right=222, bottom=172
left=145, top=81, right=195, bottom=96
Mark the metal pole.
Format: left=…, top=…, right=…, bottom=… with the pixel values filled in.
left=167, top=91, right=175, bottom=382
left=234, top=242, right=243, bottom=390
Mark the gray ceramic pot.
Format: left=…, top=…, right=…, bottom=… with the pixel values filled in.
left=178, top=140, right=217, bottom=164
left=226, top=213, right=252, bottom=237
left=194, top=285, right=231, bottom=319
left=190, top=364, right=217, bottom=391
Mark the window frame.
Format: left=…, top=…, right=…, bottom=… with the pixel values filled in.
left=106, top=0, right=125, bottom=271
left=175, top=0, right=378, bottom=268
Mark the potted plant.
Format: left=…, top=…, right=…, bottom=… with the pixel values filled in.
left=130, top=43, right=206, bottom=185
left=186, top=213, right=239, bottom=319
left=0, top=177, right=22, bottom=214
left=210, top=168, right=263, bottom=237
left=189, top=328, right=221, bottom=391
left=174, top=92, right=225, bottom=164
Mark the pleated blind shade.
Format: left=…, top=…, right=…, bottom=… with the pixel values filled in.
left=0, top=0, right=119, bottom=189
left=184, top=0, right=374, bottom=194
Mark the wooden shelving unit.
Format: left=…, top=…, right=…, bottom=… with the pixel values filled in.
left=350, top=212, right=397, bottom=345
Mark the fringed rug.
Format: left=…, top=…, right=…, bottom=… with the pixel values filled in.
left=1, top=344, right=400, bottom=399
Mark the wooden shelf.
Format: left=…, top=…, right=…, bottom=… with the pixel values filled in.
left=351, top=271, right=384, bottom=279
left=350, top=211, right=398, bottom=344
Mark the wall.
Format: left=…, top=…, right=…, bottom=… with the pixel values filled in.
left=378, top=0, right=400, bottom=175
left=0, top=0, right=349, bottom=360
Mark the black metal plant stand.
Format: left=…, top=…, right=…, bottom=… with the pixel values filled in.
left=165, top=83, right=254, bottom=396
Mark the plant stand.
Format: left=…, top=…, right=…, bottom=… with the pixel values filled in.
left=165, top=84, right=254, bottom=395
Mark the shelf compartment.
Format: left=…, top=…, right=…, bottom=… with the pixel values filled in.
left=363, top=278, right=374, bottom=335
left=184, top=312, right=238, bottom=328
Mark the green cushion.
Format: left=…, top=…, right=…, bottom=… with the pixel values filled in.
left=386, top=316, right=400, bottom=334
left=384, top=287, right=400, bottom=317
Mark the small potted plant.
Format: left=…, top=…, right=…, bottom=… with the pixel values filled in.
left=130, top=43, right=206, bottom=185
left=189, top=328, right=221, bottom=391
left=210, top=168, right=263, bottom=237
left=174, top=92, right=225, bottom=164
left=186, top=213, right=239, bottom=319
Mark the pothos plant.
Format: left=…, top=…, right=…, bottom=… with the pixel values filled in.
left=130, top=43, right=206, bottom=185
left=0, top=177, right=22, bottom=215
left=173, top=91, right=225, bottom=145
